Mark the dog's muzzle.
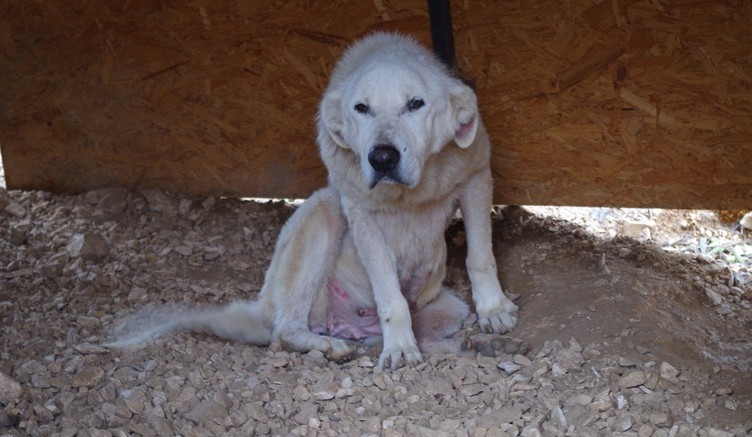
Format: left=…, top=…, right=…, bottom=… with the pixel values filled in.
left=367, top=144, right=405, bottom=188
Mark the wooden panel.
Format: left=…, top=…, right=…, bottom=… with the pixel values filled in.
left=0, top=0, right=750, bottom=208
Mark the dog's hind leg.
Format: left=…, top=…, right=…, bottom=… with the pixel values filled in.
left=412, top=290, right=469, bottom=354
left=413, top=290, right=528, bottom=357
left=263, top=188, right=355, bottom=361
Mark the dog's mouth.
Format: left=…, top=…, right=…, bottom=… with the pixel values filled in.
left=368, top=172, right=410, bottom=189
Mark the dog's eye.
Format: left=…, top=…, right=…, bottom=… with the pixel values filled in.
left=407, top=97, right=425, bottom=112
left=354, top=103, right=370, bottom=114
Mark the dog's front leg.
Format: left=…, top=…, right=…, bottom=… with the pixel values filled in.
left=345, top=202, right=422, bottom=370
left=460, top=167, right=519, bottom=333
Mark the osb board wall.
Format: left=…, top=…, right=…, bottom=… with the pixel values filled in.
left=0, top=0, right=750, bottom=208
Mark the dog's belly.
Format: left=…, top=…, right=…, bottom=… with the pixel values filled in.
left=310, top=201, right=454, bottom=340
left=310, top=278, right=382, bottom=340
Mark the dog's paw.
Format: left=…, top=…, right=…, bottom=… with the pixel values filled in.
left=461, top=333, right=529, bottom=357
left=378, top=329, right=423, bottom=370
left=378, top=344, right=423, bottom=370
left=276, top=330, right=355, bottom=362
left=477, top=298, right=518, bottom=334
left=325, top=338, right=356, bottom=363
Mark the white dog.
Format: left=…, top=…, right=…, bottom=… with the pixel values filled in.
left=108, top=33, right=521, bottom=369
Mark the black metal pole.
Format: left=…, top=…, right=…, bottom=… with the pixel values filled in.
left=428, top=0, right=455, bottom=70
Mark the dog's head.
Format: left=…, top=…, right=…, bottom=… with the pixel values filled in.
left=318, top=33, right=479, bottom=190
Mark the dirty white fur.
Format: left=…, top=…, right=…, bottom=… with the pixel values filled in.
left=106, top=32, right=519, bottom=369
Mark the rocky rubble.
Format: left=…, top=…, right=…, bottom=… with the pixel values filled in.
left=4, top=334, right=751, bottom=437
left=0, top=187, right=750, bottom=436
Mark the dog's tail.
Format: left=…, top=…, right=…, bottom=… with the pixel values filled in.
left=103, top=300, right=274, bottom=349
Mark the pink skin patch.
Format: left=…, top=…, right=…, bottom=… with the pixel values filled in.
left=310, top=279, right=382, bottom=340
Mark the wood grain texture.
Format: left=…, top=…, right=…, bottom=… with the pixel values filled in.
left=1, top=0, right=750, bottom=208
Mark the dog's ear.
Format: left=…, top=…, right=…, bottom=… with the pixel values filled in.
left=449, top=82, right=479, bottom=149
left=319, top=90, right=349, bottom=149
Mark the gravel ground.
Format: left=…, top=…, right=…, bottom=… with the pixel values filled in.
left=1, top=187, right=750, bottom=437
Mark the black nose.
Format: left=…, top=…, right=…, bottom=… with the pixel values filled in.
left=368, top=145, right=400, bottom=173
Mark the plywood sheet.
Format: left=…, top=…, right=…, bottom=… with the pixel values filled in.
left=0, top=0, right=750, bottom=208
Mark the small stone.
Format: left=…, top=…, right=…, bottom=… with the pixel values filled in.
left=714, top=284, right=731, bottom=296
left=461, top=384, right=484, bottom=397
left=705, top=428, right=735, bottom=437
left=306, top=349, right=325, bottom=360
left=2, top=192, right=26, bottom=217
left=704, top=288, right=724, bottom=306
left=91, top=187, right=128, bottom=221
left=357, top=356, right=375, bottom=367
left=551, top=406, right=567, bottom=427
left=723, top=399, right=737, bottom=411
left=41, top=253, right=67, bottom=279
left=638, top=425, right=654, bottom=437
left=730, top=286, right=746, bottom=297
left=733, top=271, right=751, bottom=288
left=497, top=361, right=522, bottom=374
left=439, top=419, right=461, bottom=432
left=174, top=245, right=192, bottom=256
left=551, top=363, right=567, bottom=376
left=340, top=376, right=353, bottom=389
left=140, top=189, right=176, bottom=216
left=650, top=412, right=670, bottom=427
left=496, top=406, right=523, bottom=423
left=406, top=424, right=450, bottom=437
left=564, top=405, right=594, bottom=429
left=372, top=374, right=388, bottom=390
left=715, top=304, right=733, bottom=315
left=293, top=403, right=318, bottom=425
left=185, top=395, right=231, bottom=425
left=336, top=387, right=355, bottom=398
left=66, top=233, right=110, bottom=262
left=591, top=397, right=612, bottom=411
left=616, top=395, right=629, bottom=410
left=0, top=371, right=23, bottom=403
left=619, top=371, right=647, bottom=388
left=292, top=386, right=311, bottom=401
left=9, top=221, right=29, bottom=245
left=477, top=406, right=522, bottom=426
left=566, top=394, right=592, bottom=407
left=121, top=389, right=147, bottom=415
left=554, top=348, right=584, bottom=369
left=613, top=415, right=633, bottom=432
left=714, top=387, right=733, bottom=396
left=72, top=366, right=105, bottom=388
left=513, top=354, right=532, bottom=366
left=230, top=255, right=253, bottom=270
left=619, top=356, right=642, bottom=367
left=660, top=362, right=680, bottom=381
left=33, top=404, right=55, bottom=423
left=313, top=390, right=335, bottom=401
left=174, top=386, right=197, bottom=411
left=270, top=358, right=289, bottom=368
left=532, top=363, right=549, bottom=377
left=740, top=211, right=752, bottom=230
left=621, top=221, right=653, bottom=240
